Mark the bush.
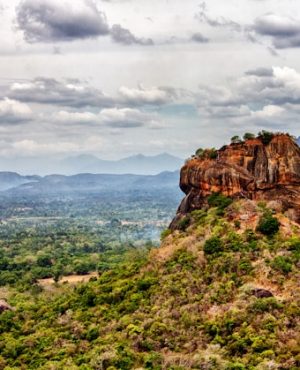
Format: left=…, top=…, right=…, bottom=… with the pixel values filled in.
left=256, top=214, right=280, bottom=236
left=231, top=136, right=242, bottom=144
left=248, top=297, right=283, bottom=313
left=226, top=363, right=246, bottom=370
left=258, top=130, right=274, bottom=145
left=208, top=148, right=218, bottom=159
left=243, top=132, right=255, bottom=141
left=177, top=216, right=190, bottom=231
left=195, top=148, right=204, bottom=157
left=204, top=236, right=224, bottom=255
left=160, top=229, right=172, bottom=240
left=208, top=193, right=233, bottom=211
left=271, top=256, right=293, bottom=274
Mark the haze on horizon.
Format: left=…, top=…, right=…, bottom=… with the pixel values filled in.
left=0, top=0, right=299, bottom=172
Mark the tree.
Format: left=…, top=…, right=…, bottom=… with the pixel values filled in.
left=243, top=132, right=255, bottom=140
left=258, top=130, right=274, bottom=145
left=231, top=135, right=242, bottom=144
left=256, top=213, right=280, bottom=236
left=195, top=148, right=204, bottom=157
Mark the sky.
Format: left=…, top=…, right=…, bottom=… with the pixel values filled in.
left=0, top=0, right=300, bottom=163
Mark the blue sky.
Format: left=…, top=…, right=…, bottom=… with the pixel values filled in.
left=0, top=0, right=299, bottom=161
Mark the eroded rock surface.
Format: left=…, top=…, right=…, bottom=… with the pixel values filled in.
left=171, top=134, right=300, bottom=228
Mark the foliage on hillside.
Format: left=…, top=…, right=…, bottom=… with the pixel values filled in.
left=0, top=200, right=300, bottom=369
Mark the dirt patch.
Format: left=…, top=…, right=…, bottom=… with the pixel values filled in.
left=38, top=272, right=98, bottom=286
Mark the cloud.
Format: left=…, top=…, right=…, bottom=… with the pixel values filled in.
left=55, top=111, right=98, bottom=124
left=252, top=104, right=285, bottom=119
left=196, top=2, right=241, bottom=32
left=16, top=0, right=110, bottom=43
left=0, top=98, right=32, bottom=123
left=110, top=24, right=154, bottom=45
left=253, top=14, right=300, bottom=49
left=191, top=32, right=209, bottom=43
left=16, top=0, right=154, bottom=46
left=54, top=107, right=164, bottom=129
left=195, top=66, right=300, bottom=124
left=10, top=139, right=78, bottom=156
left=9, top=78, right=113, bottom=108
left=245, top=67, right=274, bottom=77
left=118, top=85, right=174, bottom=105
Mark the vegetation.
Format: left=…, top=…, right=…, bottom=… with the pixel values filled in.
left=243, top=133, right=255, bottom=141
left=194, top=147, right=218, bottom=160
left=0, top=199, right=299, bottom=369
left=256, top=212, right=280, bottom=236
left=258, top=130, right=275, bottom=145
left=231, top=135, right=242, bottom=144
left=207, top=192, right=233, bottom=212
left=0, top=191, right=180, bottom=288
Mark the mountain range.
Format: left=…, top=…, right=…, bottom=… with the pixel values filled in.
left=0, top=153, right=183, bottom=176
left=0, top=170, right=181, bottom=196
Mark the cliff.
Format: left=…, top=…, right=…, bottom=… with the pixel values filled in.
left=171, top=134, right=300, bottom=228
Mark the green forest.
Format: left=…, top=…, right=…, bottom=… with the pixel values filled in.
left=1, top=197, right=299, bottom=369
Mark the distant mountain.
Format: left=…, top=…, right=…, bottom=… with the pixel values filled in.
left=60, top=153, right=183, bottom=175
left=4, top=171, right=181, bottom=196
left=0, top=153, right=183, bottom=176
left=297, top=136, right=300, bottom=145
left=0, top=172, right=40, bottom=191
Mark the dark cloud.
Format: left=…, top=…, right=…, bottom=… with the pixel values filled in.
left=253, top=14, right=300, bottom=49
left=110, top=24, right=154, bottom=45
left=245, top=67, right=274, bottom=77
left=8, top=78, right=114, bottom=108
left=191, top=32, right=209, bottom=43
left=16, top=0, right=110, bottom=43
left=16, top=0, right=154, bottom=47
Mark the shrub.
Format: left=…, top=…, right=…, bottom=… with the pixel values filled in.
left=243, top=132, right=255, bottom=140
left=248, top=297, right=283, bottom=313
left=191, top=209, right=207, bottom=224
left=208, top=148, right=218, bottom=159
left=231, top=136, right=242, bottom=144
left=207, top=193, right=233, bottom=211
left=195, top=148, right=204, bottom=157
left=204, top=236, right=224, bottom=255
left=177, top=216, right=190, bottom=231
left=271, top=256, right=293, bottom=274
left=256, top=214, right=280, bottom=236
left=86, top=327, right=99, bottom=341
left=160, top=229, right=172, bottom=240
left=226, top=363, right=246, bottom=370
left=258, top=130, right=274, bottom=145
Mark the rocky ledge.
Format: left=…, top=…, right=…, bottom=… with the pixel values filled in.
left=171, top=133, right=300, bottom=228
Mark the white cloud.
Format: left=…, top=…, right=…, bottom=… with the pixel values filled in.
left=0, top=98, right=32, bottom=123
left=56, top=111, right=97, bottom=123
left=119, top=85, right=173, bottom=105
left=252, top=105, right=285, bottom=118
left=53, top=107, right=164, bottom=129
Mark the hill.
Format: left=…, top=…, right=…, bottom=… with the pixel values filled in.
left=0, top=132, right=299, bottom=369
left=3, top=170, right=180, bottom=196
left=0, top=198, right=299, bottom=369
left=0, top=172, right=39, bottom=191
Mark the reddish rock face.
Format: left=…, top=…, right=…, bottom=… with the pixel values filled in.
left=171, top=134, right=300, bottom=227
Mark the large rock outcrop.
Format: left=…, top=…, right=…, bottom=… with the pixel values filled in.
left=171, top=134, right=300, bottom=227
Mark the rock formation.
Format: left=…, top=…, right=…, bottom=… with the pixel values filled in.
left=171, top=134, right=300, bottom=227
left=0, top=300, right=13, bottom=313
